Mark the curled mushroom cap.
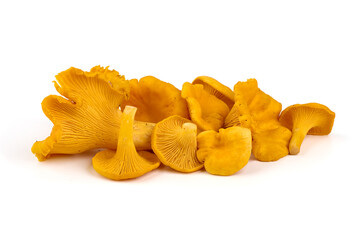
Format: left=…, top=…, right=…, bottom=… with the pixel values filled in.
left=31, top=67, right=154, bottom=161
left=279, top=103, right=335, bottom=155
left=192, top=76, right=235, bottom=108
left=92, top=106, right=160, bottom=180
left=225, top=78, right=290, bottom=162
left=252, top=126, right=292, bottom=162
left=181, top=82, right=229, bottom=131
left=197, top=127, right=252, bottom=176
left=225, top=78, right=282, bottom=131
left=121, top=76, right=189, bottom=123
left=85, top=65, right=130, bottom=94
left=151, top=116, right=202, bottom=173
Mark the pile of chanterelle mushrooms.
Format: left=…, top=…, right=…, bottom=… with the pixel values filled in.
left=32, top=66, right=335, bottom=179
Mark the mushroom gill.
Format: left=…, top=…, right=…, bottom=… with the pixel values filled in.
left=151, top=116, right=202, bottom=173
left=31, top=67, right=154, bottom=161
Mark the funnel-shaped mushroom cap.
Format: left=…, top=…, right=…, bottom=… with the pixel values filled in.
left=192, top=76, right=235, bottom=108
left=31, top=67, right=154, bottom=161
left=181, top=82, right=230, bottom=131
left=151, top=116, right=202, bottom=173
left=196, top=127, right=252, bottom=176
left=92, top=106, right=160, bottom=180
left=252, top=126, right=292, bottom=162
left=279, top=103, right=335, bottom=155
left=121, top=76, right=189, bottom=123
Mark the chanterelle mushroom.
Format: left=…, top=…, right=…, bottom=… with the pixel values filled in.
left=197, top=127, right=252, bottom=176
left=192, top=76, right=235, bottom=109
left=181, top=82, right=229, bottom=131
left=92, top=106, right=160, bottom=180
left=252, top=126, right=292, bottom=161
left=121, top=76, right=189, bottom=123
left=279, top=103, right=335, bottom=155
left=31, top=67, right=154, bottom=161
left=151, top=115, right=203, bottom=173
left=225, top=78, right=291, bottom=162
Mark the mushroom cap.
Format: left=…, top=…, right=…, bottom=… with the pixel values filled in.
left=279, top=103, right=335, bottom=135
left=151, top=115, right=202, bottom=173
left=234, top=78, right=282, bottom=132
left=192, top=76, right=235, bottom=108
left=181, top=82, right=230, bottom=131
left=92, top=106, right=160, bottom=180
left=252, top=126, right=292, bottom=162
left=196, top=127, right=252, bottom=176
left=121, top=76, right=189, bottom=123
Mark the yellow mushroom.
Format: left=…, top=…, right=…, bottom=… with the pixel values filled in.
left=92, top=106, right=160, bottom=180
left=279, top=103, right=335, bottom=155
left=31, top=67, right=154, bottom=161
left=192, top=76, right=235, bottom=109
left=225, top=78, right=291, bottom=161
left=181, top=82, right=229, bottom=131
left=151, top=116, right=202, bottom=173
left=197, top=127, right=252, bottom=176
left=252, top=126, right=292, bottom=161
left=121, top=76, right=189, bottom=123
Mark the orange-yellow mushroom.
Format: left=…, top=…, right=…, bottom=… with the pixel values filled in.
left=92, top=106, right=160, bottom=180
left=151, top=116, right=202, bottom=173
left=225, top=78, right=290, bottom=162
left=279, top=103, right=335, bottom=155
left=121, top=76, right=189, bottom=123
left=181, top=82, right=229, bottom=131
left=252, top=126, right=292, bottom=161
left=31, top=67, right=154, bottom=161
left=197, top=127, right=252, bottom=176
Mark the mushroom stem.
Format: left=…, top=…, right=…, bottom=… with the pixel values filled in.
left=116, top=106, right=137, bottom=155
left=289, top=125, right=313, bottom=155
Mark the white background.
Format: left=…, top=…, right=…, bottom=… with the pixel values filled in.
left=0, top=1, right=359, bottom=239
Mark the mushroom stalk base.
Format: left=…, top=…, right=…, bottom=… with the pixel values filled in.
left=289, top=126, right=312, bottom=155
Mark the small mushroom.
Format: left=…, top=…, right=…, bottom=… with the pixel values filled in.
left=279, top=103, right=335, bottom=155
left=92, top=106, right=160, bottom=180
left=151, top=116, right=202, bottom=173
left=252, top=126, right=292, bottom=161
left=181, top=82, right=229, bottom=131
left=197, top=127, right=252, bottom=176
left=31, top=67, right=155, bottom=161
left=192, top=76, right=235, bottom=109
left=121, top=76, right=189, bottom=123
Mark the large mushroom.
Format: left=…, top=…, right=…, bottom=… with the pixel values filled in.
left=192, top=76, right=235, bottom=109
left=197, top=127, right=252, bottom=176
left=31, top=67, right=154, bottom=161
left=121, top=76, right=189, bottom=123
left=92, top=106, right=160, bottom=180
left=224, top=78, right=291, bottom=162
left=181, top=82, right=229, bottom=131
left=279, top=103, right=335, bottom=155
left=151, top=115, right=202, bottom=173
